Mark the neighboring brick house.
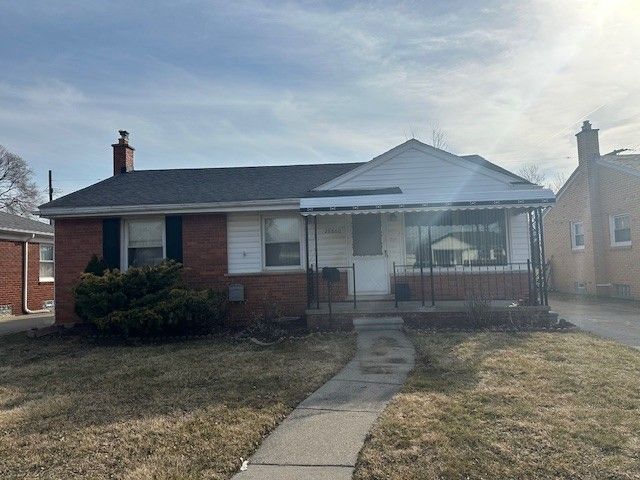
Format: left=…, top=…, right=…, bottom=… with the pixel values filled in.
left=39, top=131, right=554, bottom=325
left=0, top=211, right=55, bottom=316
left=544, top=121, right=640, bottom=299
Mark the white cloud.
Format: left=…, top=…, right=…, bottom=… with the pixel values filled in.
left=0, top=0, right=638, bottom=194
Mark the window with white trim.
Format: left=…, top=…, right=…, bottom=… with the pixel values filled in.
left=610, top=214, right=631, bottom=246
left=263, top=216, right=301, bottom=268
left=39, top=244, right=54, bottom=281
left=125, top=218, right=165, bottom=268
left=571, top=222, right=585, bottom=250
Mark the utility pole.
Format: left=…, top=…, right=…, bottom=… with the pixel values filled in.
left=48, top=170, right=53, bottom=202
left=48, top=170, right=53, bottom=225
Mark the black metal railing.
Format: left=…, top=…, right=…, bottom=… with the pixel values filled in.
left=307, top=263, right=356, bottom=311
left=392, top=261, right=534, bottom=307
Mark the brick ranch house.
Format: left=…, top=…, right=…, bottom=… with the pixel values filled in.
left=544, top=121, right=640, bottom=300
left=38, top=132, right=555, bottom=326
left=0, top=211, right=54, bottom=316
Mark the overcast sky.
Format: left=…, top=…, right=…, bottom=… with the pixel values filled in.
left=1, top=0, right=638, bottom=198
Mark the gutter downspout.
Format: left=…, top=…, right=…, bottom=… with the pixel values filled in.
left=23, top=235, right=50, bottom=314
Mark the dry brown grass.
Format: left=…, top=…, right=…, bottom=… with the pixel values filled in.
left=0, top=332, right=355, bottom=479
left=354, top=330, right=640, bottom=480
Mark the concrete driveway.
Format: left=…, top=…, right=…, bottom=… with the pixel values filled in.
left=549, top=293, right=640, bottom=348
left=0, top=313, right=54, bottom=336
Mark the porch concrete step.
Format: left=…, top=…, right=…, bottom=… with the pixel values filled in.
left=346, top=294, right=394, bottom=302
left=353, top=316, right=404, bottom=331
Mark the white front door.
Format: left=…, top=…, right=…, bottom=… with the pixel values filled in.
left=349, top=214, right=389, bottom=295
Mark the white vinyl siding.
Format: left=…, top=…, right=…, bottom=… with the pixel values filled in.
left=321, top=147, right=509, bottom=195
left=308, top=216, right=348, bottom=268
left=227, top=213, right=262, bottom=273
left=508, top=211, right=530, bottom=263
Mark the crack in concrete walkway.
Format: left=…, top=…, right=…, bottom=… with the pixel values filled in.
left=232, top=327, right=415, bottom=480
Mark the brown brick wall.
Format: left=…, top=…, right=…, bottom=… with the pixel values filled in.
left=544, top=163, right=640, bottom=299
left=181, top=213, right=347, bottom=324
left=543, top=167, right=597, bottom=294
left=182, top=213, right=228, bottom=289
left=54, top=218, right=103, bottom=324
left=0, top=239, right=55, bottom=315
left=54, top=211, right=535, bottom=326
left=391, top=270, right=530, bottom=301
left=596, top=166, right=640, bottom=298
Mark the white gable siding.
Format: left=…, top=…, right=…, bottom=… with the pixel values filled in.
left=308, top=216, right=348, bottom=268
left=322, top=147, right=510, bottom=195
left=509, top=210, right=530, bottom=263
left=227, top=213, right=262, bottom=273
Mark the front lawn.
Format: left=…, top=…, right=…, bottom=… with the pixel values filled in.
left=0, top=332, right=355, bottom=479
left=355, top=331, right=640, bottom=479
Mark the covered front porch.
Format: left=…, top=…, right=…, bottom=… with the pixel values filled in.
left=301, top=190, right=552, bottom=316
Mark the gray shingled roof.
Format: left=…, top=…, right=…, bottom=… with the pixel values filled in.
left=0, top=211, right=54, bottom=234
left=459, top=155, right=532, bottom=184
left=40, top=163, right=364, bottom=210
left=38, top=141, right=529, bottom=212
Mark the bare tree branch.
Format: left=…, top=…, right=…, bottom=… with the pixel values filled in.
left=430, top=124, right=447, bottom=150
left=0, top=145, right=41, bottom=216
left=517, top=164, right=547, bottom=186
left=549, top=171, right=567, bottom=194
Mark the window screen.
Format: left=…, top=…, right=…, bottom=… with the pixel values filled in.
left=352, top=214, right=382, bottom=256
left=127, top=219, right=164, bottom=267
left=405, top=210, right=507, bottom=267
left=39, top=244, right=54, bottom=280
left=613, top=215, right=631, bottom=244
left=572, top=222, right=585, bottom=249
left=264, top=217, right=300, bottom=267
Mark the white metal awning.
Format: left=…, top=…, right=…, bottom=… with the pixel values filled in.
left=300, top=188, right=555, bottom=215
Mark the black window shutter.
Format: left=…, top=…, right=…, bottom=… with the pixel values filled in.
left=165, top=215, right=183, bottom=263
left=102, top=218, right=121, bottom=270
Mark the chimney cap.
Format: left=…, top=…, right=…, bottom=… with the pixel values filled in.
left=581, top=120, right=592, bottom=131
left=118, top=130, right=129, bottom=141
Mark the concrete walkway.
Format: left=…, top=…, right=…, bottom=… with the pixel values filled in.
left=233, top=322, right=415, bottom=479
left=0, top=313, right=54, bottom=336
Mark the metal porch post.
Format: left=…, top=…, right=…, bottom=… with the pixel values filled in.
left=538, top=207, right=549, bottom=306
left=314, top=215, right=320, bottom=309
left=527, top=208, right=539, bottom=305
left=418, top=225, right=425, bottom=306
left=428, top=225, right=435, bottom=306
left=305, top=215, right=310, bottom=308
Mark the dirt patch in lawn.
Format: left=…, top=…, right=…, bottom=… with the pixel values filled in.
left=0, top=332, right=355, bottom=479
left=354, top=331, right=640, bottom=479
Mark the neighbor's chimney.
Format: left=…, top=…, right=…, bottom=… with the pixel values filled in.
left=576, top=120, right=600, bottom=166
left=112, top=130, right=134, bottom=175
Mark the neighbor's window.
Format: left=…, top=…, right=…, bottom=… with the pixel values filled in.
left=610, top=214, right=631, bottom=246
left=405, top=210, right=507, bottom=267
left=126, top=218, right=165, bottom=268
left=264, top=216, right=301, bottom=267
left=39, top=244, right=54, bottom=281
left=571, top=222, right=585, bottom=250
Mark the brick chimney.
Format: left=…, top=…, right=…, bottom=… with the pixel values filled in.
left=576, top=120, right=600, bottom=166
left=577, top=120, right=607, bottom=291
left=112, top=130, right=134, bottom=175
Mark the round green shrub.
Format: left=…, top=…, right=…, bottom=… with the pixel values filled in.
left=74, top=260, right=227, bottom=337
